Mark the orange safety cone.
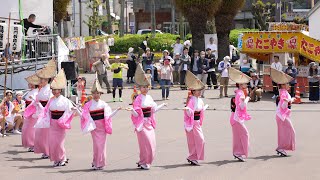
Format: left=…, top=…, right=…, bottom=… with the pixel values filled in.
left=293, top=84, right=302, bottom=104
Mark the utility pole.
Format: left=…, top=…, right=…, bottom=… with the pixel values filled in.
left=179, top=12, right=184, bottom=40
left=151, top=0, right=156, bottom=37
left=171, top=0, right=175, bottom=34
left=276, top=0, right=282, bottom=23
left=120, top=0, right=125, bottom=37
left=106, top=0, right=113, bottom=34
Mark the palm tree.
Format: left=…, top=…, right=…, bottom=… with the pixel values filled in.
left=174, top=0, right=222, bottom=50
left=215, top=0, right=245, bottom=61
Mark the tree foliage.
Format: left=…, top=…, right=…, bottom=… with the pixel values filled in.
left=84, top=0, right=105, bottom=37
left=252, top=0, right=276, bottom=31
left=53, top=0, right=71, bottom=22
left=174, top=0, right=222, bottom=50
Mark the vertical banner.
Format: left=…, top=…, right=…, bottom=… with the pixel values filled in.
left=0, top=23, right=8, bottom=50
left=10, top=25, right=23, bottom=52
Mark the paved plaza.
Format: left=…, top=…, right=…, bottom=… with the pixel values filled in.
left=1, top=73, right=320, bottom=180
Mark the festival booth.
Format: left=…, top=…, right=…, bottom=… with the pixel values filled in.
left=239, top=23, right=320, bottom=95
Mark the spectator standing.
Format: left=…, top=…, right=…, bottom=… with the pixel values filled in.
left=22, top=14, right=43, bottom=35
left=270, top=55, right=283, bottom=99
left=205, top=37, right=218, bottom=61
left=92, top=54, right=112, bottom=94
left=205, top=48, right=218, bottom=89
left=218, top=56, right=231, bottom=98
left=308, top=62, right=319, bottom=103
left=179, top=47, right=191, bottom=90
left=139, top=36, right=149, bottom=57
left=191, top=50, right=200, bottom=74
left=172, top=53, right=181, bottom=85
left=171, top=37, right=184, bottom=55
left=126, top=47, right=137, bottom=84
left=142, top=48, right=155, bottom=87
left=229, top=42, right=239, bottom=63
left=196, top=51, right=210, bottom=97
left=159, top=58, right=173, bottom=100
left=184, top=40, right=194, bottom=57
left=160, top=50, right=174, bottom=65
left=249, top=72, right=263, bottom=101
left=240, top=58, right=253, bottom=76
left=284, top=59, right=298, bottom=97
left=110, top=56, right=128, bottom=102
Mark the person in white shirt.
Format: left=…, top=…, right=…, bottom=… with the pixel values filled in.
left=171, top=37, right=184, bottom=55
left=271, top=55, right=283, bottom=98
left=218, top=56, right=231, bottom=98
left=205, top=37, right=218, bottom=60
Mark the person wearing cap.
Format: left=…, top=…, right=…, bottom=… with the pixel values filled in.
left=180, top=47, right=191, bottom=90
left=34, top=69, right=74, bottom=167
left=31, top=59, right=56, bottom=159
left=110, top=56, right=128, bottom=102
left=284, top=59, right=298, bottom=97
left=171, top=37, right=184, bottom=55
left=183, top=71, right=209, bottom=166
left=229, top=67, right=252, bottom=162
left=126, top=47, right=137, bottom=84
left=0, top=91, right=23, bottom=135
left=205, top=48, right=218, bottom=89
left=160, top=50, right=174, bottom=65
left=172, top=53, right=181, bottom=85
left=92, top=54, right=112, bottom=94
left=142, top=48, right=155, bottom=87
left=308, top=62, right=320, bottom=103
left=271, top=55, right=283, bottom=99
left=126, top=64, right=167, bottom=170
left=270, top=68, right=296, bottom=157
left=249, top=72, right=262, bottom=102
left=80, top=80, right=121, bottom=170
left=159, top=57, right=173, bottom=100
left=195, top=51, right=210, bottom=98
left=21, top=74, right=40, bottom=152
left=218, top=56, right=231, bottom=98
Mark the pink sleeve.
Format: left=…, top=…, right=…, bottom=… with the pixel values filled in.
left=80, top=101, right=91, bottom=130
left=131, top=95, right=144, bottom=129
left=184, top=97, right=195, bottom=130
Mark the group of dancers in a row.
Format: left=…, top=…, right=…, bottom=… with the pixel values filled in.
left=11, top=59, right=295, bottom=170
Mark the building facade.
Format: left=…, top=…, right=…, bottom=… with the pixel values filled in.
left=308, top=1, right=320, bottom=40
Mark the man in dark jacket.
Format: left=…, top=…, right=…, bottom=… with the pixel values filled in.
left=205, top=48, right=218, bottom=89
left=284, top=59, right=298, bottom=97
left=196, top=51, right=210, bottom=97
left=22, top=14, right=43, bottom=35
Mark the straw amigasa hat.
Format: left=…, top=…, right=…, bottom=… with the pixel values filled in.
left=270, top=68, right=293, bottom=84
left=185, top=70, right=205, bottom=90
left=91, top=79, right=104, bottom=94
left=25, top=73, right=40, bottom=85
left=135, top=63, right=151, bottom=86
left=36, top=59, right=57, bottom=79
left=50, top=69, right=67, bottom=89
left=228, top=67, right=252, bottom=84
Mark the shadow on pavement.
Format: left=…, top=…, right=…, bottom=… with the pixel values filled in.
left=2, top=150, right=29, bottom=155
left=155, top=163, right=190, bottom=169
left=206, top=159, right=241, bottom=166
left=104, top=168, right=142, bottom=173
left=11, top=145, right=23, bottom=148
left=15, top=165, right=53, bottom=169
left=6, top=157, right=42, bottom=163
left=56, top=169, right=93, bottom=174
left=251, top=155, right=289, bottom=161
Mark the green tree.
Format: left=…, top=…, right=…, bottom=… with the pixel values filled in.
left=174, top=0, right=222, bottom=50
left=53, top=0, right=70, bottom=36
left=84, top=0, right=105, bottom=37
left=105, top=0, right=113, bottom=34
left=252, top=0, right=276, bottom=31
left=215, top=0, right=245, bottom=61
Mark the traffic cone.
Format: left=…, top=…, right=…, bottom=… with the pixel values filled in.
left=293, top=84, right=302, bottom=104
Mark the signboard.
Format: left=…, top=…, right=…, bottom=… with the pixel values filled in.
left=65, top=37, right=86, bottom=51
left=242, top=32, right=320, bottom=62
left=0, top=23, right=8, bottom=50
left=269, top=22, right=309, bottom=32
left=9, top=25, right=22, bottom=52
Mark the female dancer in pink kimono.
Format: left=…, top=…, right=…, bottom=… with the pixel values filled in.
left=183, top=71, right=208, bottom=166
left=36, top=69, right=75, bottom=166
left=126, top=64, right=167, bottom=170
left=22, top=74, right=40, bottom=152
left=26, top=61, right=56, bottom=159
left=80, top=80, right=121, bottom=170
left=228, top=67, right=252, bottom=162
left=270, top=68, right=296, bottom=157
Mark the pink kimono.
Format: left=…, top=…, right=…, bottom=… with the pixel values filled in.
left=38, top=95, right=74, bottom=163
left=22, top=88, right=38, bottom=149
left=81, top=99, right=116, bottom=168
left=31, top=84, right=52, bottom=156
left=184, top=96, right=207, bottom=161
left=230, top=89, right=251, bottom=157
left=131, top=94, right=165, bottom=166
left=276, top=89, right=296, bottom=151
